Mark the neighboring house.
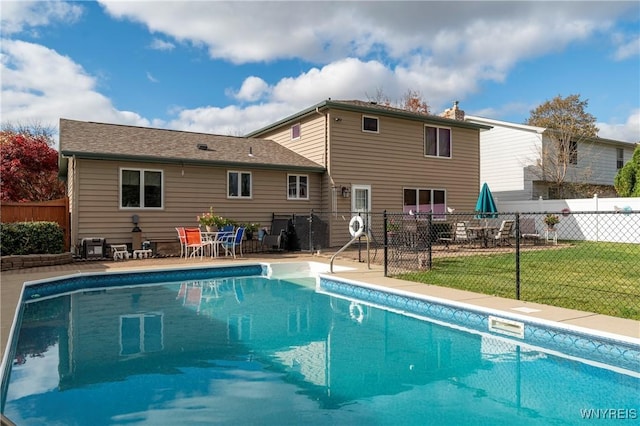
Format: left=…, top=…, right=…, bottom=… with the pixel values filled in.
left=59, top=119, right=325, bottom=252
left=464, top=115, right=636, bottom=201
left=59, top=100, right=489, bottom=252
left=247, top=99, right=490, bottom=247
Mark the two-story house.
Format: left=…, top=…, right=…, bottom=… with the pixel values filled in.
left=464, top=115, right=636, bottom=201
left=59, top=100, right=489, bottom=252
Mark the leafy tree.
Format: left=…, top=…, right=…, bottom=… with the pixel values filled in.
left=1, top=129, right=65, bottom=202
left=526, top=94, right=600, bottom=198
left=614, top=144, right=640, bottom=197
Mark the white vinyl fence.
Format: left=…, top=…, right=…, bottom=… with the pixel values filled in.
left=496, top=195, right=640, bottom=243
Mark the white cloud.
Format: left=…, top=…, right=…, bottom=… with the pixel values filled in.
left=612, top=35, right=640, bottom=60
left=149, top=38, right=175, bottom=51
left=147, top=71, right=159, bottom=83
left=0, top=1, right=83, bottom=35
left=0, top=39, right=149, bottom=131
left=598, top=109, right=640, bottom=143
left=230, top=76, right=270, bottom=102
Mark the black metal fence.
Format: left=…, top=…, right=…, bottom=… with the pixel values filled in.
left=226, top=209, right=639, bottom=320
left=381, top=211, right=640, bottom=320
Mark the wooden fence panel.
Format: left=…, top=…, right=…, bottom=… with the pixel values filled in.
left=0, top=198, right=70, bottom=251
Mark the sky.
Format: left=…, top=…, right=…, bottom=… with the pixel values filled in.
left=1, top=0, right=639, bottom=145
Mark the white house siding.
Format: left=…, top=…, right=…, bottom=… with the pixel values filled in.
left=468, top=117, right=542, bottom=201
left=72, top=159, right=323, bottom=249
left=468, top=116, right=636, bottom=201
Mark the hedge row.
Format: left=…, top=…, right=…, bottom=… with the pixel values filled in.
left=0, top=221, right=65, bottom=256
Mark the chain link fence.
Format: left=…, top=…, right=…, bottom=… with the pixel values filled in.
left=213, top=209, right=639, bottom=320
left=381, top=210, right=640, bottom=320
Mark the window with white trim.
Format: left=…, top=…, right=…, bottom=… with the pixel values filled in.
left=424, top=126, right=451, bottom=158
left=291, top=123, right=301, bottom=140
left=403, top=188, right=446, bottom=219
left=362, top=115, right=379, bottom=133
left=228, top=171, right=252, bottom=198
left=287, top=174, right=308, bottom=199
left=120, top=313, right=163, bottom=356
left=120, top=168, right=163, bottom=209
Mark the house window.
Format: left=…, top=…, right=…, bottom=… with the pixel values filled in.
left=291, top=123, right=301, bottom=140
left=403, top=188, right=446, bottom=219
left=617, top=148, right=624, bottom=169
left=362, top=115, right=379, bottom=133
left=228, top=171, right=252, bottom=198
left=120, top=313, right=163, bottom=356
left=120, top=168, right=163, bottom=209
left=288, top=174, right=308, bottom=199
left=424, top=126, right=451, bottom=158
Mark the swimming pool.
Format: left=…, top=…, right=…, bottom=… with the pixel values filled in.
left=2, top=262, right=638, bottom=425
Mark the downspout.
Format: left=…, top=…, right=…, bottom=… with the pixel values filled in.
left=315, top=107, right=335, bottom=246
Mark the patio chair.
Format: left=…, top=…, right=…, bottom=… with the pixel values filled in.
left=262, top=217, right=290, bottom=251
left=437, top=222, right=477, bottom=249
left=184, top=227, right=212, bottom=259
left=176, top=227, right=187, bottom=258
left=493, top=220, right=514, bottom=246
left=520, top=218, right=541, bottom=245
left=221, top=227, right=245, bottom=258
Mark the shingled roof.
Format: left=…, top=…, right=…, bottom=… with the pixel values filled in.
left=59, top=119, right=325, bottom=172
left=246, top=99, right=491, bottom=137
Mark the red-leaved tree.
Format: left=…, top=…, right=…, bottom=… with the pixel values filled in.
left=1, top=130, right=66, bottom=202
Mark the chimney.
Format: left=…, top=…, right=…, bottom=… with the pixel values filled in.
left=441, top=101, right=465, bottom=121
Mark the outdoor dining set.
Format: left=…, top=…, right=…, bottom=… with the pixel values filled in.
left=176, top=226, right=246, bottom=259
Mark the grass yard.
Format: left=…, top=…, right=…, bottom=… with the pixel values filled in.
left=396, top=241, right=640, bottom=320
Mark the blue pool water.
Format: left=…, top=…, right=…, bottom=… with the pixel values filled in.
left=1, top=263, right=638, bottom=425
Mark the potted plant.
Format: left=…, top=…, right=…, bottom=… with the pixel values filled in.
left=543, top=214, right=560, bottom=229
left=243, top=223, right=260, bottom=240
left=197, top=207, right=225, bottom=232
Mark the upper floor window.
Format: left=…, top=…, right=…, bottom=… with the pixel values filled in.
left=291, top=123, right=301, bottom=140
left=228, top=171, right=252, bottom=198
left=616, top=148, right=624, bottom=169
left=403, top=188, right=446, bottom=219
left=120, top=168, right=163, bottom=209
left=288, top=174, right=308, bottom=199
left=362, top=115, right=379, bottom=133
left=424, top=126, right=451, bottom=158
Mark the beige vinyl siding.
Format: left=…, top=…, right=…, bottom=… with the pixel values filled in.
left=74, top=159, right=322, bottom=248
left=326, top=110, right=480, bottom=246
left=258, top=115, right=327, bottom=166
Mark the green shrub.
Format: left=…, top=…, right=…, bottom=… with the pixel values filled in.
left=0, top=221, right=64, bottom=256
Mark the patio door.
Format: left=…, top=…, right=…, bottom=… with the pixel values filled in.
left=351, top=184, right=371, bottom=233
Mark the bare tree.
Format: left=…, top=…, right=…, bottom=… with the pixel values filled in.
left=526, top=94, right=600, bottom=198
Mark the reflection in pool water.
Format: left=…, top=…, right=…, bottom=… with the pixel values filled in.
left=2, top=270, right=639, bottom=425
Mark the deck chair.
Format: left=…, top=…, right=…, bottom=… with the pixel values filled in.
left=438, top=222, right=476, bottom=249
left=184, top=228, right=212, bottom=259
left=176, top=227, right=187, bottom=258
left=221, top=227, right=245, bottom=258
left=493, top=220, right=514, bottom=246
left=262, top=218, right=290, bottom=251
left=520, top=218, right=541, bottom=245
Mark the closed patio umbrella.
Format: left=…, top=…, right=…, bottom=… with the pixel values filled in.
left=475, top=183, right=498, bottom=219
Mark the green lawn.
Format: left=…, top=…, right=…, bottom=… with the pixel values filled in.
left=396, top=241, right=640, bottom=320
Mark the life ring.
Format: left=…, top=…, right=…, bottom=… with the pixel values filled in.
left=349, top=216, right=365, bottom=237
left=349, top=302, right=364, bottom=323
